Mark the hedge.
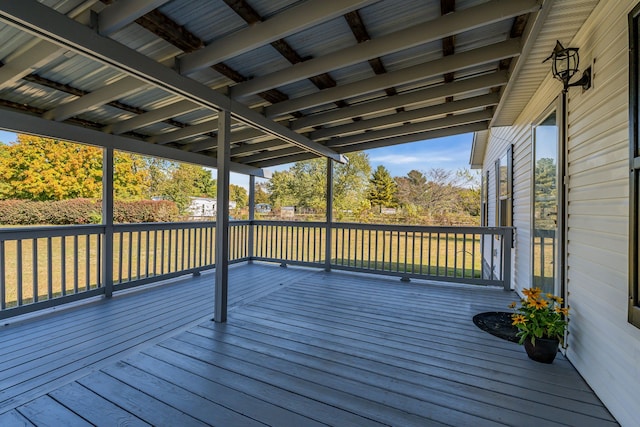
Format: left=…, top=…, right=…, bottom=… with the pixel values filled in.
left=0, top=199, right=180, bottom=225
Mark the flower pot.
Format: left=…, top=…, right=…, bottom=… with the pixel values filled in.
left=523, top=337, right=559, bottom=364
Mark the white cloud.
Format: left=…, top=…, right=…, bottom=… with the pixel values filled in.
left=369, top=154, right=421, bottom=165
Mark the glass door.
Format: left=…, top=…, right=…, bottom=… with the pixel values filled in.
left=532, top=110, right=561, bottom=295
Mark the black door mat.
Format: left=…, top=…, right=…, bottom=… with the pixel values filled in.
left=472, top=311, right=519, bottom=343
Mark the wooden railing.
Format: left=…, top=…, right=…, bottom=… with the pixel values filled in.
left=0, top=221, right=512, bottom=319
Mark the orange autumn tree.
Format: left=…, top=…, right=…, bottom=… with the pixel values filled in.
left=0, top=134, right=148, bottom=201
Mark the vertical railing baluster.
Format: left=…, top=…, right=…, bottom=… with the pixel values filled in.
left=16, top=240, right=23, bottom=306
left=419, top=232, right=424, bottom=275
left=118, top=232, right=124, bottom=283
left=61, top=236, right=66, bottom=296
left=96, top=234, right=101, bottom=288
left=143, top=229, right=149, bottom=277
left=490, top=234, right=495, bottom=280
left=31, top=238, right=37, bottom=303
left=85, top=235, right=90, bottom=290
left=472, top=233, right=476, bottom=279
left=435, top=233, right=440, bottom=276
left=74, top=235, right=79, bottom=292
left=47, top=237, right=52, bottom=300
left=453, top=233, right=458, bottom=278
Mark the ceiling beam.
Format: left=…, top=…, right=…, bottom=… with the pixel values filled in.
left=325, top=110, right=493, bottom=148
left=98, top=0, right=172, bottom=36
left=265, top=39, right=521, bottom=118
left=105, top=99, right=200, bottom=134
left=310, top=93, right=499, bottom=140
left=336, top=122, right=489, bottom=154
left=183, top=128, right=268, bottom=152
left=251, top=121, right=489, bottom=168
left=0, top=107, right=269, bottom=177
left=147, top=117, right=218, bottom=144
left=245, top=110, right=492, bottom=163
left=177, top=0, right=376, bottom=75
left=230, top=140, right=288, bottom=156
left=231, top=0, right=539, bottom=99
left=290, top=71, right=508, bottom=131
left=0, top=0, right=344, bottom=162
left=42, top=76, right=145, bottom=121
left=0, top=41, right=64, bottom=90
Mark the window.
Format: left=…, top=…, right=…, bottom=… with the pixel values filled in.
left=495, top=146, right=513, bottom=227
left=629, top=3, right=640, bottom=328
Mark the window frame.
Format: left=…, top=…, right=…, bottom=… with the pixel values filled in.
left=629, top=3, right=640, bottom=328
left=495, top=145, right=513, bottom=228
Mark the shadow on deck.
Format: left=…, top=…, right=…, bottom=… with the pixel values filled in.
left=0, top=263, right=618, bottom=426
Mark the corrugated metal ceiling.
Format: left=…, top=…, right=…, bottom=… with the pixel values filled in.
left=0, top=0, right=595, bottom=174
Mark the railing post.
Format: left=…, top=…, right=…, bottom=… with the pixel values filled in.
left=248, top=175, right=255, bottom=263
left=102, top=147, right=114, bottom=298
left=324, top=158, right=333, bottom=272
left=502, top=227, right=513, bottom=291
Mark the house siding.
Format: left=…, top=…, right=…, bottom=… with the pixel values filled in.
left=483, top=1, right=640, bottom=425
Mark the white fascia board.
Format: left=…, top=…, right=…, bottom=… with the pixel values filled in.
left=0, top=0, right=342, bottom=162
left=311, top=93, right=499, bottom=140
left=0, top=40, right=64, bottom=90
left=266, top=39, right=521, bottom=118
left=470, top=129, right=489, bottom=169
left=0, top=107, right=269, bottom=177
left=290, top=71, right=508, bottom=131
left=231, top=0, right=540, bottom=99
left=177, top=0, right=377, bottom=75
left=98, top=0, right=172, bottom=36
left=106, top=99, right=201, bottom=134
left=43, top=76, right=145, bottom=121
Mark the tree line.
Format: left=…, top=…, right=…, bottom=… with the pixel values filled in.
left=262, top=152, right=480, bottom=225
left=0, top=135, right=480, bottom=225
left=0, top=135, right=247, bottom=213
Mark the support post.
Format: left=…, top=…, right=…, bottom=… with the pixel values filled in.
left=102, top=147, right=114, bottom=298
left=324, top=158, right=334, bottom=272
left=248, top=175, right=255, bottom=263
left=215, top=110, right=231, bottom=322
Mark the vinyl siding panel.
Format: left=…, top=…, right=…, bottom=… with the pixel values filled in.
left=484, top=1, right=640, bottom=426
left=564, top=2, right=640, bottom=426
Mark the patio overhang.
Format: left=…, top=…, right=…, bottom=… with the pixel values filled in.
left=469, top=0, right=600, bottom=167
left=0, top=0, right=543, bottom=172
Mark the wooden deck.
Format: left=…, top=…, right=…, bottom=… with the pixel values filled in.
left=0, top=263, right=618, bottom=426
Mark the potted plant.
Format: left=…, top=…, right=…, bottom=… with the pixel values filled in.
left=509, top=287, right=569, bottom=363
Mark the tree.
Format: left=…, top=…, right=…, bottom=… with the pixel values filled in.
left=159, top=163, right=216, bottom=213
left=254, top=182, right=270, bottom=204
left=229, top=184, right=248, bottom=208
left=0, top=135, right=149, bottom=201
left=395, top=169, right=429, bottom=209
left=333, top=152, right=372, bottom=213
left=367, top=165, right=397, bottom=210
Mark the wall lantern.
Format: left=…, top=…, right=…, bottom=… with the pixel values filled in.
left=543, top=40, right=592, bottom=92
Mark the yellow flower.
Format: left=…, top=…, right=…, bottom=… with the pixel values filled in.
left=555, top=307, right=569, bottom=316
left=530, top=298, right=548, bottom=310
left=512, top=314, right=527, bottom=325
left=550, top=295, right=564, bottom=304
left=508, top=301, right=517, bottom=309
left=523, top=287, right=542, bottom=298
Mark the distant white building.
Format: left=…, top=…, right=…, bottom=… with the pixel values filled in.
left=187, top=197, right=236, bottom=218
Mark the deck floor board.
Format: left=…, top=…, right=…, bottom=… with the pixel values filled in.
left=0, top=263, right=619, bottom=426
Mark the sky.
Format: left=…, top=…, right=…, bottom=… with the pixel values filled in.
left=0, top=130, right=475, bottom=189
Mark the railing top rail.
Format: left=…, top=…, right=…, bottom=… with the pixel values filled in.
left=0, top=224, right=106, bottom=241
left=252, top=220, right=513, bottom=235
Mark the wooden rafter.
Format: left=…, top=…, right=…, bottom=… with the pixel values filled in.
left=441, top=0, right=456, bottom=104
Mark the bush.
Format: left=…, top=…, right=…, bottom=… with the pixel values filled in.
left=0, top=199, right=180, bottom=225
